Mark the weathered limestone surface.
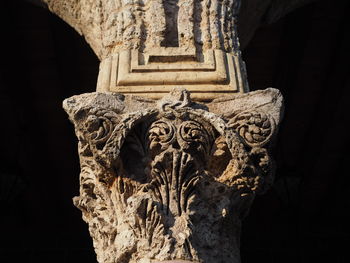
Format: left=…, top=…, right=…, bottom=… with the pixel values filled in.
left=29, top=0, right=315, bottom=97
left=40, top=0, right=241, bottom=59
left=63, top=88, right=283, bottom=263
left=29, top=0, right=318, bottom=50
left=28, top=0, right=285, bottom=262
left=39, top=0, right=249, bottom=99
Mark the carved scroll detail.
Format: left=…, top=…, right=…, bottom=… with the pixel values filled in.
left=63, top=88, right=283, bottom=263
left=229, top=110, right=275, bottom=147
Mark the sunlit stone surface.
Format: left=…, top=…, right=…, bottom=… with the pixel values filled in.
left=37, top=0, right=284, bottom=262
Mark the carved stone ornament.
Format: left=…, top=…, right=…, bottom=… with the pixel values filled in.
left=41, top=0, right=248, bottom=100
left=63, top=88, right=283, bottom=263
left=36, top=0, right=285, bottom=261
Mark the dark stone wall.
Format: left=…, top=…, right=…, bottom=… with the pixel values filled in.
left=0, top=0, right=349, bottom=262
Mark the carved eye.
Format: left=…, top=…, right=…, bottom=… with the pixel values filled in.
left=148, top=120, right=176, bottom=151
left=85, top=115, right=113, bottom=148
left=229, top=111, right=275, bottom=147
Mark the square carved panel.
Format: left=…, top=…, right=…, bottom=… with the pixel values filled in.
left=96, top=48, right=248, bottom=100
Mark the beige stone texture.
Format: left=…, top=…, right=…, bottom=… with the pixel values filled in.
left=28, top=0, right=286, bottom=262
left=29, top=0, right=318, bottom=50
left=35, top=0, right=317, bottom=99
left=97, top=49, right=249, bottom=100
left=63, top=88, right=283, bottom=263
left=41, top=0, right=241, bottom=59
left=41, top=0, right=248, bottom=99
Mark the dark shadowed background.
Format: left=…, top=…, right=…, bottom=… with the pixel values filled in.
left=1, top=0, right=349, bottom=262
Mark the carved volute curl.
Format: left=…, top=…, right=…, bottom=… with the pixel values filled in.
left=45, top=0, right=284, bottom=262
left=63, top=88, right=283, bottom=263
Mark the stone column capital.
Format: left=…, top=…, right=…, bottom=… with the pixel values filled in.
left=63, top=88, right=283, bottom=263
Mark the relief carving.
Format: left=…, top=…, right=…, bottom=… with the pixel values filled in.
left=63, top=88, right=283, bottom=263
left=39, top=0, right=285, bottom=262
left=42, top=0, right=248, bottom=99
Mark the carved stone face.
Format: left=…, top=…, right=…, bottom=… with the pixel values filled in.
left=64, top=89, right=283, bottom=263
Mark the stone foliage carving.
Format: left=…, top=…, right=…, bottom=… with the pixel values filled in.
left=63, top=88, right=283, bottom=263
left=28, top=0, right=286, bottom=262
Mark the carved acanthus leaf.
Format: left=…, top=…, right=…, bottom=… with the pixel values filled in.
left=63, top=88, right=283, bottom=263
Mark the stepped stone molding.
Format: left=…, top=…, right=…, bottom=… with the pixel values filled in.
left=42, top=0, right=248, bottom=99
left=97, top=49, right=248, bottom=99
left=35, top=0, right=285, bottom=262
left=63, top=88, right=283, bottom=263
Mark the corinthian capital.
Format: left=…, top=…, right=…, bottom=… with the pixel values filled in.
left=31, top=0, right=286, bottom=261
left=63, top=88, right=283, bottom=263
